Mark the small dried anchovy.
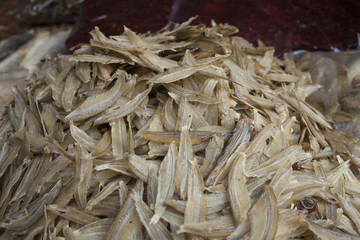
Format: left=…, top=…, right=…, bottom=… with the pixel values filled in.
left=1, top=17, right=360, bottom=240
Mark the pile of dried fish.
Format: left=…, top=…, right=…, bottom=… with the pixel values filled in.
left=1, top=18, right=360, bottom=239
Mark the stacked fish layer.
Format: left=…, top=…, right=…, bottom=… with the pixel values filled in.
left=1, top=18, right=360, bottom=239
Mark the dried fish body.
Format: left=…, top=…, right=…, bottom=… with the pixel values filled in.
left=245, top=123, right=275, bottom=157
left=246, top=145, right=311, bottom=177
left=248, top=185, right=278, bottom=240
left=184, top=159, right=206, bottom=227
left=70, top=121, right=96, bottom=151
left=163, top=83, right=219, bottom=104
left=275, top=209, right=306, bottom=239
left=228, top=152, right=250, bottom=225
left=87, top=179, right=122, bottom=211
left=151, top=141, right=177, bottom=224
left=305, top=218, right=360, bottom=240
left=131, top=191, right=173, bottom=240
left=336, top=193, right=360, bottom=234
left=63, top=218, right=114, bottom=240
left=269, top=160, right=292, bottom=199
left=200, top=134, right=224, bottom=179
left=147, top=163, right=158, bottom=210
left=92, top=131, right=112, bottom=158
left=206, top=118, right=251, bottom=185
left=226, top=218, right=250, bottom=240
left=0, top=141, right=21, bottom=178
left=105, top=180, right=143, bottom=240
left=110, top=118, right=128, bottom=159
left=0, top=180, right=62, bottom=231
left=175, top=129, right=191, bottom=200
left=65, top=70, right=126, bottom=122
left=148, top=64, right=212, bottom=84
left=161, top=98, right=177, bottom=131
left=46, top=204, right=100, bottom=225
left=174, top=95, right=192, bottom=131
left=75, top=146, right=93, bottom=208
left=94, top=83, right=153, bottom=124
left=61, top=74, right=81, bottom=112
left=179, top=215, right=235, bottom=238
left=127, top=153, right=160, bottom=183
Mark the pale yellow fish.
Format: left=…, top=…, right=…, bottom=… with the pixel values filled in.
left=151, top=141, right=177, bottom=224
left=249, top=185, right=278, bottom=240
left=94, top=83, right=153, bottom=124
left=131, top=190, right=173, bottom=240
left=228, top=152, right=250, bottom=225
left=65, top=70, right=126, bottom=122
left=175, top=129, right=192, bottom=200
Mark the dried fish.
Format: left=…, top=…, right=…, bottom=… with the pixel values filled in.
left=131, top=190, right=173, bottom=240
left=65, top=70, right=126, bottom=122
left=1, top=19, right=360, bottom=240
left=94, top=83, right=153, bottom=124
left=249, top=185, right=278, bottom=240
left=105, top=180, right=143, bottom=240
left=228, top=152, right=250, bottom=224
left=175, top=129, right=192, bottom=200
left=184, top=158, right=206, bottom=226
left=151, top=141, right=177, bottom=224
left=179, top=215, right=235, bottom=238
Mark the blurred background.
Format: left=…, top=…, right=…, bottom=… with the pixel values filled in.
left=0, top=0, right=360, bottom=140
